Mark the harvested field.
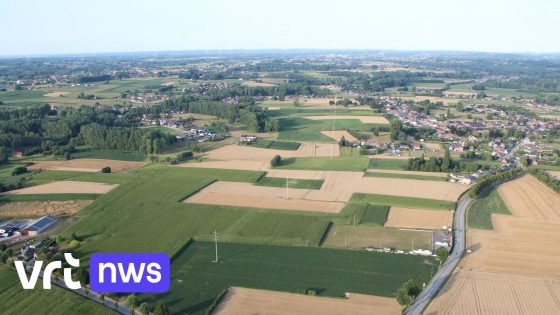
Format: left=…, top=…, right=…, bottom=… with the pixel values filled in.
left=43, top=91, right=69, bottom=97
left=184, top=181, right=344, bottom=213
left=0, top=200, right=92, bottom=217
left=305, top=115, right=389, bottom=124
left=0, top=181, right=118, bottom=195
left=429, top=175, right=560, bottom=314
left=241, top=80, right=277, bottom=87
left=498, top=174, right=560, bottom=220
left=214, top=287, right=400, bottom=315
left=385, top=207, right=453, bottom=230
left=190, top=143, right=339, bottom=163
left=27, top=159, right=144, bottom=173
left=366, top=169, right=448, bottom=178
left=426, top=270, right=560, bottom=315
left=321, top=130, right=358, bottom=142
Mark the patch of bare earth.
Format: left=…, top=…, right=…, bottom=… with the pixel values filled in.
left=427, top=175, right=560, bottom=314
left=27, top=159, right=144, bottom=173
left=43, top=91, right=69, bottom=97
left=321, top=130, right=358, bottom=142
left=0, top=181, right=118, bottom=195
left=0, top=200, right=92, bottom=217
left=214, top=287, right=400, bottom=315
left=385, top=207, right=453, bottom=230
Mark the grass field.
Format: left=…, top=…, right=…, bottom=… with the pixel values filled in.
left=467, top=188, right=511, bottom=229
left=350, top=193, right=456, bottom=211
left=255, top=176, right=324, bottom=190
left=365, top=171, right=447, bottom=181
left=62, top=166, right=337, bottom=257
left=274, top=156, right=369, bottom=172
left=71, top=147, right=146, bottom=161
left=0, top=266, right=116, bottom=314
left=276, top=117, right=337, bottom=142
left=249, top=139, right=301, bottom=150
left=368, top=158, right=409, bottom=170
left=322, top=225, right=433, bottom=252
left=145, top=241, right=436, bottom=314
left=335, top=203, right=389, bottom=226
left=0, top=193, right=100, bottom=202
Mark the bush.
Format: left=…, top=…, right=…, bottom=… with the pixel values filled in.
left=69, top=239, right=80, bottom=249
left=101, top=166, right=111, bottom=173
left=177, top=151, right=193, bottom=161
left=270, top=155, right=281, bottom=167
left=11, top=166, right=27, bottom=176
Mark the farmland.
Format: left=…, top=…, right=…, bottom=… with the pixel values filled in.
left=368, top=158, right=410, bottom=170
left=365, top=171, right=448, bottom=181
left=0, top=266, right=116, bottom=314
left=274, top=156, right=369, bottom=172
left=350, top=193, right=456, bottom=211
left=467, top=188, right=510, bottom=229
left=146, top=241, right=436, bottom=315
left=255, top=176, right=324, bottom=190
left=322, top=225, right=433, bottom=251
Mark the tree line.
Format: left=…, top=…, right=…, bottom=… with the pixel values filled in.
left=470, top=168, right=523, bottom=198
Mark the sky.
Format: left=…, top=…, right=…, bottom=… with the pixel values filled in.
left=1, top=0, right=559, bottom=56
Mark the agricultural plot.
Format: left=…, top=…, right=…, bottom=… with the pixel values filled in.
left=351, top=193, right=456, bottom=211
left=0, top=266, right=116, bottom=314
left=214, top=287, right=400, bottom=315
left=467, top=188, right=511, bottom=229
left=0, top=181, right=118, bottom=195
left=63, top=167, right=335, bottom=255
left=70, top=149, right=146, bottom=161
left=385, top=207, right=453, bottom=230
left=335, top=203, right=390, bottom=227
left=426, top=270, right=560, bottom=315
left=322, top=225, right=433, bottom=251
left=0, top=200, right=92, bottom=217
left=255, top=176, right=324, bottom=190
left=147, top=241, right=436, bottom=315
left=365, top=171, right=447, bottom=182
left=368, top=157, right=410, bottom=170
left=321, top=130, right=358, bottom=142
left=27, top=158, right=144, bottom=173
left=304, top=115, right=389, bottom=124
left=249, top=139, right=301, bottom=150
left=275, top=156, right=368, bottom=172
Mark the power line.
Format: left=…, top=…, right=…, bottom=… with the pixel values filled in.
left=212, top=230, right=219, bottom=263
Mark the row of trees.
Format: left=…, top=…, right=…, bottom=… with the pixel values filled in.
left=528, top=168, right=560, bottom=192
left=408, top=149, right=452, bottom=172
left=470, top=168, right=523, bottom=198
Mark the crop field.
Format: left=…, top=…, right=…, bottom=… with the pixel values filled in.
left=385, top=207, right=453, bottom=230
left=146, top=241, right=436, bottom=315
left=255, top=176, right=324, bottom=189
left=426, top=270, right=560, bottom=315
left=27, top=158, right=145, bottom=173
left=321, top=130, right=358, bottom=142
left=368, top=157, right=410, bottom=170
left=0, top=200, right=92, bottom=217
left=322, top=225, right=433, bottom=251
left=0, top=266, right=116, bottom=314
left=214, top=287, right=400, bottom=315
left=249, top=139, right=301, bottom=150
left=62, top=167, right=341, bottom=255
left=276, top=117, right=340, bottom=142
left=0, top=181, right=118, bottom=195
left=303, top=115, right=389, bottom=124
left=70, top=148, right=146, bottom=161
left=351, top=193, right=456, bottom=211
left=200, top=143, right=340, bottom=162
left=274, top=156, right=369, bottom=172
left=467, top=188, right=511, bottom=229
left=365, top=171, right=447, bottom=181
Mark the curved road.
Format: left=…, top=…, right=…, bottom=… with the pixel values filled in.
left=404, top=195, right=472, bottom=315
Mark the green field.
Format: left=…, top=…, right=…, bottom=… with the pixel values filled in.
left=255, top=176, right=324, bottom=190
left=335, top=203, right=389, bottom=227
left=350, top=193, right=456, bottom=211
left=368, top=158, right=410, bottom=170
left=365, top=171, right=447, bottom=182
left=71, top=147, right=146, bottom=161
left=62, top=166, right=335, bottom=256
left=276, top=117, right=336, bottom=142
left=146, top=241, right=436, bottom=314
left=249, top=139, right=301, bottom=150
left=0, top=193, right=100, bottom=202
left=322, top=225, right=433, bottom=251
left=0, top=266, right=116, bottom=314
left=467, top=188, right=511, bottom=229
left=274, top=156, right=369, bottom=172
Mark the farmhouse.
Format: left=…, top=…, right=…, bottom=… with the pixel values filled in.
left=21, top=215, right=57, bottom=236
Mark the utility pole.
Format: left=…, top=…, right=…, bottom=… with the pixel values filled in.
left=286, top=176, right=289, bottom=199
left=331, top=97, right=337, bottom=160
left=212, top=230, right=219, bottom=263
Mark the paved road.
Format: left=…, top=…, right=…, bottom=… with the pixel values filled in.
left=404, top=195, right=472, bottom=315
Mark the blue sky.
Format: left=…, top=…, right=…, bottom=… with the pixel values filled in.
left=1, top=0, right=559, bottom=55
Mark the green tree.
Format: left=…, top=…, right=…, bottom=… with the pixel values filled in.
left=126, top=294, right=138, bottom=309
left=76, top=267, right=89, bottom=285
left=394, top=279, right=421, bottom=310
left=270, top=155, right=281, bottom=167
left=436, top=247, right=449, bottom=265
left=139, top=302, right=150, bottom=315
left=152, top=301, right=170, bottom=315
